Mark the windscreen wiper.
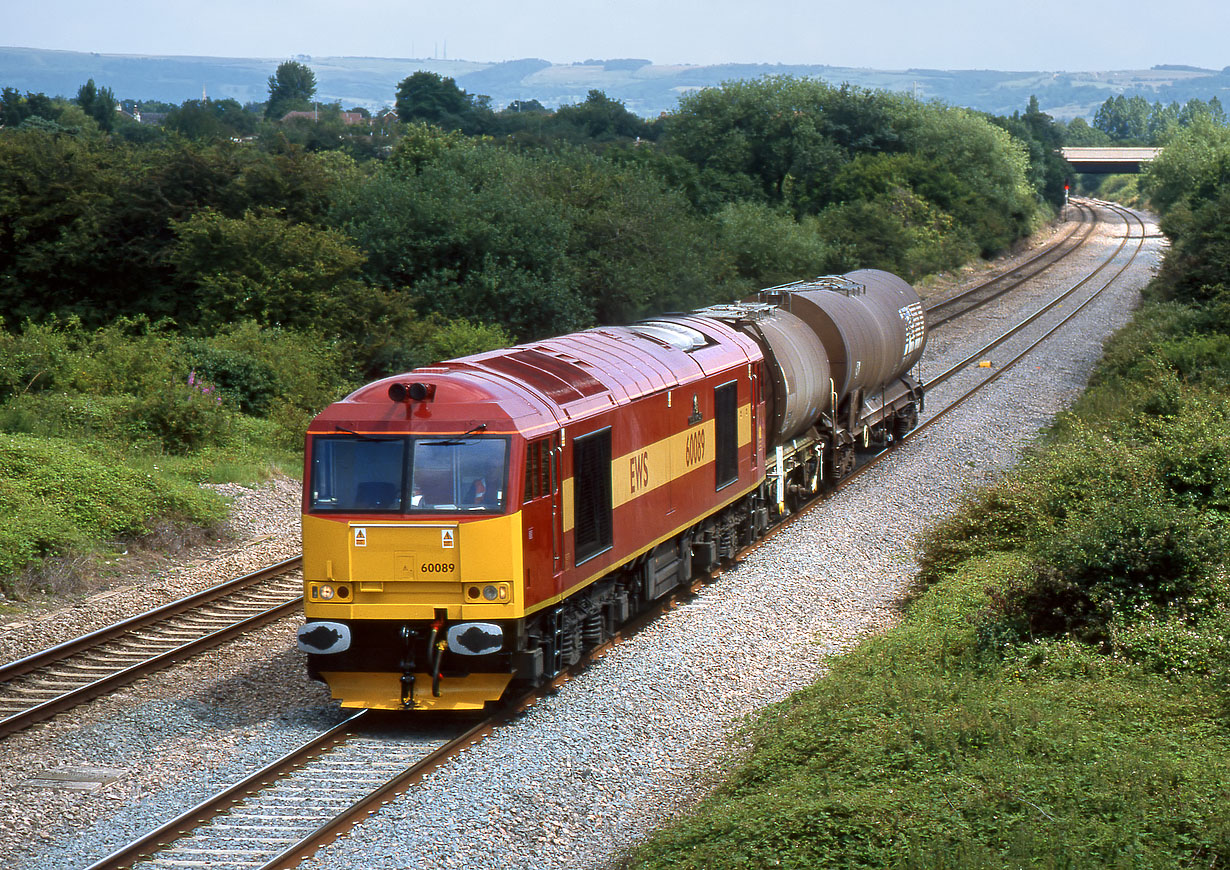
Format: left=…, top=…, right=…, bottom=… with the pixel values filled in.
left=333, top=426, right=400, bottom=442
left=422, top=423, right=488, bottom=446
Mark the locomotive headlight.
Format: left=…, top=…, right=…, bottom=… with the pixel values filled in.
left=311, top=583, right=352, bottom=602
left=465, top=582, right=511, bottom=603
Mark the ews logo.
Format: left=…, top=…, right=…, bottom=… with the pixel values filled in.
left=630, top=450, right=650, bottom=494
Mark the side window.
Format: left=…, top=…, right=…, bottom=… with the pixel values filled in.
left=573, top=429, right=613, bottom=565
left=715, top=381, right=738, bottom=490
left=523, top=439, right=552, bottom=502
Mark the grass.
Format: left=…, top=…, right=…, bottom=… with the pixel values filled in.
left=628, top=558, right=1230, bottom=869
left=0, top=428, right=299, bottom=598
left=0, top=318, right=340, bottom=595
left=0, top=433, right=231, bottom=591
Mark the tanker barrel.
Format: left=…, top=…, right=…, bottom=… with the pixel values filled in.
left=761, top=269, right=925, bottom=402
left=687, top=303, right=832, bottom=446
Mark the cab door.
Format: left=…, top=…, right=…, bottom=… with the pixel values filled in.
left=522, top=435, right=562, bottom=608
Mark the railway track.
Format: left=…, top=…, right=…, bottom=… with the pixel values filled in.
left=8, top=199, right=1142, bottom=870
left=83, top=711, right=468, bottom=870
left=79, top=204, right=1151, bottom=870
left=924, top=198, right=1098, bottom=327
left=922, top=199, right=1144, bottom=394
left=888, top=199, right=1147, bottom=462
left=0, top=198, right=1099, bottom=744
left=0, top=558, right=303, bottom=739
left=83, top=644, right=640, bottom=870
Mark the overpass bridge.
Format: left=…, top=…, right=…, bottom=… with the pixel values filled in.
left=1061, top=147, right=1161, bottom=174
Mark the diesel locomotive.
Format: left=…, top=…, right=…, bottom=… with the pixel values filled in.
left=297, top=269, right=927, bottom=711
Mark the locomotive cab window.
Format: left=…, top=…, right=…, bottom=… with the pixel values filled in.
left=410, top=437, right=508, bottom=512
left=573, top=428, right=613, bottom=564
left=715, top=381, right=738, bottom=490
left=309, top=435, right=508, bottom=514
left=310, top=436, right=407, bottom=512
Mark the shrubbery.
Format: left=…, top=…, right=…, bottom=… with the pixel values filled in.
left=0, top=318, right=355, bottom=448
left=0, top=318, right=359, bottom=586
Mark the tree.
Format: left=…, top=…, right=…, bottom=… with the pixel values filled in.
left=551, top=90, right=649, bottom=143
left=505, top=99, right=547, bottom=114
left=1, top=88, right=56, bottom=127
left=1061, top=117, right=1111, bottom=147
left=334, top=143, right=586, bottom=339
left=0, top=130, right=353, bottom=327
left=990, top=97, right=1069, bottom=208
left=714, top=201, right=833, bottom=286
left=265, top=60, right=317, bottom=119
left=1140, top=117, right=1230, bottom=216
left=1093, top=95, right=1152, bottom=143
left=75, top=78, right=117, bottom=132
left=664, top=77, right=911, bottom=216
left=394, top=71, right=488, bottom=133
left=165, top=98, right=257, bottom=141
left=1022, top=95, right=1061, bottom=150
left=168, top=207, right=375, bottom=332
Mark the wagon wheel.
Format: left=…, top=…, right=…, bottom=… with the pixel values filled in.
left=892, top=405, right=918, bottom=442
left=829, top=445, right=856, bottom=482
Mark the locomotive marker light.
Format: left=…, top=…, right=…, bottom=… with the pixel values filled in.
left=465, top=582, right=510, bottom=602
left=388, top=381, right=436, bottom=403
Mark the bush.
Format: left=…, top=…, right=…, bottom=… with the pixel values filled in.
left=1110, top=609, right=1230, bottom=677
left=131, top=373, right=233, bottom=454
left=0, top=392, right=145, bottom=443
left=1020, top=492, right=1223, bottom=641
left=183, top=340, right=279, bottom=414
left=0, top=318, right=356, bottom=449
left=713, top=201, right=835, bottom=287
left=191, top=320, right=357, bottom=414
left=0, top=317, right=183, bottom=401
left=630, top=591, right=1230, bottom=870
left=814, top=192, right=977, bottom=281
left=914, top=478, right=1051, bottom=587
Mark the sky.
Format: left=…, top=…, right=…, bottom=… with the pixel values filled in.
left=6, top=0, right=1229, bottom=71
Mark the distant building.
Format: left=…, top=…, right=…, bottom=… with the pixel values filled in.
left=281, top=110, right=368, bottom=125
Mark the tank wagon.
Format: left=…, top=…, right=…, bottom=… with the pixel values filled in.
left=297, top=269, right=926, bottom=711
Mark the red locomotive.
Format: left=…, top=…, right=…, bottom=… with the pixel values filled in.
left=297, top=269, right=926, bottom=711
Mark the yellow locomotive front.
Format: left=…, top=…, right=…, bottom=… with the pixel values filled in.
left=297, top=373, right=544, bottom=711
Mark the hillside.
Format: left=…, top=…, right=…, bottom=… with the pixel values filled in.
left=3, top=45, right=1230, bottom=118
